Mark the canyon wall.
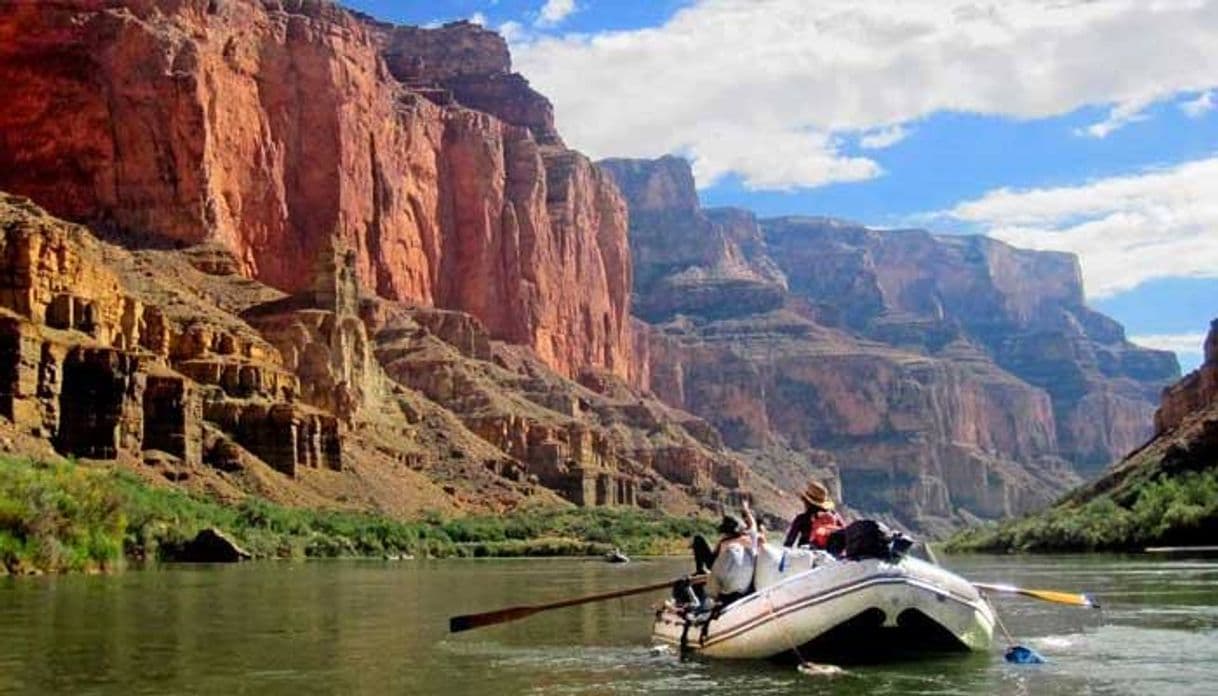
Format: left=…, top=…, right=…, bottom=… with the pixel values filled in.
left=761, top=216, right=1179, bottom=474
left=0, top=1, right=1181, bottom=531
left=1155, top=320, right=1218, bottom=435
left=0, top=0, right=631, bottom=381
left=599, top=156, right=786, bottom=323
left=958, top=318, right=1218, bottom=552
left=0, top=193, right=750, bottom=516
left=0, top=2, right=753, bottom=519
left=602, top=157, right=1178, bottom=531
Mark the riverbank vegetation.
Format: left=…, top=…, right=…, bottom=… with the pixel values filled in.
left=946, top=465, right=1218, bottom=553
left=0, top=457, right=712, bottom=574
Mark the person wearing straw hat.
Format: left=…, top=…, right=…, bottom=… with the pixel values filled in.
left=783, top=480, right=845, bottom=550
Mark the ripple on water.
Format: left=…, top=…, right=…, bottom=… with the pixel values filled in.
left=4, top=557, right=1218, bottom=696
left=437, top=641, right=852, bottom=695
left=1029, top=624, right=1218, bottom=696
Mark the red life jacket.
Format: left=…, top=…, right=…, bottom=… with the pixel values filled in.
left=809, top=510, right=844, bottom=549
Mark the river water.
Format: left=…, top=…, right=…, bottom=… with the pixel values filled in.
left=2, top=554, right=1216, bottom=695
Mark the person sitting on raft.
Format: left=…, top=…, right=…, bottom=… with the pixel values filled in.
left=692, top=500, right=764, bottom=606
left=783, top=480, right=845, bottom=550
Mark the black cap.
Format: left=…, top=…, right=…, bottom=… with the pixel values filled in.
left=717, top=514, right=745, bottom=536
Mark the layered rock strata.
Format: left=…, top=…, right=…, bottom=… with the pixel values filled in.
left=0, top=193, right=340, bottom=479
left=0, top=194, right=750, bottom=516
left=360, top=300, right=754, bottom=513
left=961, top=319, right=1218, bottom=551
left=0, top=0, right=631, bottom=382
left=1155, top=320, right=1218, bottom=434
left=762, top=217, right=1179, bottom=475
left=599, top=157, right=787, bottom=323
left=602, top=157, right=1177, bottom=530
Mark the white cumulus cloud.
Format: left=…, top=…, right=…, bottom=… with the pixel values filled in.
left=859, top=125, right=911, bottom=150
left=1077, top=98, right=1153, bottom=138
left=512, top=0, right=1218, bottom=190
left=1181, top=90, right=1216, bottom=118
left=498, top=20, right=528, bottom=43
left=943, top=157, right=1218, bottom=299
left=537, top=0, right=577, bottom=27
left=1130, top=332, right=1208, bottom=355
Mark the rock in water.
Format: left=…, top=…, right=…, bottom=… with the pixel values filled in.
left=174, top=528, right=252, bottom=563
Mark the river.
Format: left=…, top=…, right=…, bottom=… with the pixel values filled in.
left=2, top=555, right=1216, bottom=695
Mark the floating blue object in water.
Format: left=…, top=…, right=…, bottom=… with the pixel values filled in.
left=1005, top=645, right=1046, bottom=664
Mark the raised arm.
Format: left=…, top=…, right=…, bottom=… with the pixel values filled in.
left=741, top=500, right=764, bottom=549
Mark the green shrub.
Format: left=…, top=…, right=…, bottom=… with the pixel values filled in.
left=0, top=458, right=127, bottom=573
left=946, top=466, right=1218, bottom=553
left=0, top=457, right=713, bottom=573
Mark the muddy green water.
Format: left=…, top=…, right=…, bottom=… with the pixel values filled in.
left=2, top=555, right=1217, bottom=695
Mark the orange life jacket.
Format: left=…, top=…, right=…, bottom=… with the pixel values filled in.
left=809, top=510, right=844, bottom=549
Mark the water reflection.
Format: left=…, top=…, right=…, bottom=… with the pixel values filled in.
left=1, top=555, right=1216, bottom=695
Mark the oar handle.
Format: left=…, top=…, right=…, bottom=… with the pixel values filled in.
left=534, top=575, right=707, bottom=612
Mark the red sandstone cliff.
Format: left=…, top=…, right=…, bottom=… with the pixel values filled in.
left=0, top=1, right=1183, bottom=532
left=603, top=157, right=1177, bottom=531
left=762, top=217, right=1180, bottom=474
left=0, top=193, right=751, bottom=516
left=1003, top=319, right=1218, bottom=550
left=0, top=0, right=631, bottom=382
left=599, top=157, right=787, bottom=323
left=0, top=2, right=757, bottom=520
left=1155, top=320, right=1218, bottom=435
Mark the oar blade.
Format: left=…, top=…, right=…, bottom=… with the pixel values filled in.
left=1025, top=589, right=1098, bottom=608
left=974, top=582, right=1100, bottom=609
left=449, top=605, right=540, bottom=633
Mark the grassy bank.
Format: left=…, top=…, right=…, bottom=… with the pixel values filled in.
left=0, top=457, right=712, bottom=574
left=945, top=466, right=1218, bottom=553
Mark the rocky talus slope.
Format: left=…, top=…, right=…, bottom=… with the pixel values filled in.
left=948, top=320, right=1218, bottom=552
left=0, top=194, right=753, bottom=515
left=0, top=0, right=753, bottom=518
left=0, top=0, right=1178, bottom=532
left=1080, top=319, right=1218, bottom=507
left=601, top=157, right=1178, bottom=532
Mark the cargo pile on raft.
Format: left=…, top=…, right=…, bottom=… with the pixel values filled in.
left=451, top=480, right=1098, bottom=666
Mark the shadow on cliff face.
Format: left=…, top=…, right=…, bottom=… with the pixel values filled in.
left=601, top=156, right=1179, bottom=533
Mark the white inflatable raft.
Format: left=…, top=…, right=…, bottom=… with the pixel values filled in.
left=652, top=547, right=994, bottom=661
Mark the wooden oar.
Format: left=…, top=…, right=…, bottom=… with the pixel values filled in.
left=449, top=574, right=708, bottom=633
left=974, top=582, right=1100, bottom=609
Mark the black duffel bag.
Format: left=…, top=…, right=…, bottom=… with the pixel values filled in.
left=826, top=519, right=914, bottom=560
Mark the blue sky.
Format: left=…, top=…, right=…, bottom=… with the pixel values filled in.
left=344, top=0, right=689, bottom=33
left=347, top=1, right=1217, bottom=371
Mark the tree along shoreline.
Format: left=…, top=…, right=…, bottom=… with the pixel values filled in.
left=944, top=464, right=1218, bottom=554
left=0, top=457, right=711, bottom=575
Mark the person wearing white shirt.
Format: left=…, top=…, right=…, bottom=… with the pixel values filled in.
left=706, top=501, right=764, bottom=606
